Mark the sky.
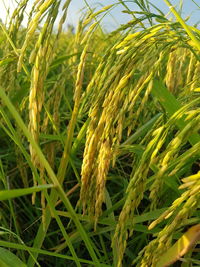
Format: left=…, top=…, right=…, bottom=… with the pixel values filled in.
left=67, top=0, right=200, bottom=30
left=0, top=0, right=199, bottom=31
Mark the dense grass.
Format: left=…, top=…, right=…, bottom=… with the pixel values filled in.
left=0, top=0, right=200, bottom=266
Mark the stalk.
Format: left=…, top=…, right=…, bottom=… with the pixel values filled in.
left=163, top=0, right=200, bottom=51
left=0, top=87, right=101, bottom=267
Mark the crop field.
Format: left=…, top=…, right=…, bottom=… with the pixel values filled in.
left=0, top=0, right=200, bottom=266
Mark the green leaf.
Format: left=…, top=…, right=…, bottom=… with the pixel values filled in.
left=152, top=79, right=200, bottom=146
left=156, top=224, right=200, bottom=267
left=0, top=247, right=27, bottom=267
left=122, top=113, right=162, bottom=145
left=0, top=185, right=54, bottom=201
left=0, top=57, right=16, bottom=67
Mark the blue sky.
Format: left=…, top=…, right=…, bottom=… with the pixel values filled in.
left=0, top=0, right=199, bottom=31
left=67, top=1, right=199, bottom=30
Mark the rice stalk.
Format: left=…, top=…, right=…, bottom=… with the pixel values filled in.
left=1, top=1, right=200, bottom=266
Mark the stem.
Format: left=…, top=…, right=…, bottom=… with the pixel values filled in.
left=163, top=0, right=200, bottom=51
left=0, top=87, right=101, bottom=267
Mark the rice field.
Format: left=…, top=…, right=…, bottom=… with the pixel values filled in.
left=0, top=0, right=200, bottom=266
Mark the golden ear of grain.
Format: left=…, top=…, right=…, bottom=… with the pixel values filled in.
left=141, top=172, right=200, bottom=266
left=22, top=0, right=71, bottom=224
left=156, top=224, right=200, bottom=267
left=165, top=49, right=177, bottom=93
left=94, top=139, right=112, bottom=226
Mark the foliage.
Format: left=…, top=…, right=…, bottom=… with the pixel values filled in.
left=0, top=0, right=200, bottom=266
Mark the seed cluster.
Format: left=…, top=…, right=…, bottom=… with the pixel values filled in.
left=1, top=1, right=200, bottom=266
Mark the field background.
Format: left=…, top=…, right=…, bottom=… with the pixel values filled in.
left=0, top=0, right=200, bottom=266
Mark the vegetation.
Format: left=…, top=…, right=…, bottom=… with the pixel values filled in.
left=0, top=0, right=200, bottom=266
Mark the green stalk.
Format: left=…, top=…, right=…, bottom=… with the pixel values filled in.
left=27, top=35, right=90, bottom=267
left=0, top=241, right=107, bottom=266
left=0, top=160, right=25, bottom=261
left=163, top=0, right=200, bottom=51
left=0, top=22, right=30, bottom=77
left=0, top=87, right=101, bottom=266
left=0, top=106, right=81, bottom=266
left=27, top=32, right=94, bottom=267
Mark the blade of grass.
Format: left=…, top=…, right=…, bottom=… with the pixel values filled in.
left=0, top=106, right=82, bottom=266
left=0, top=159, right=25, bottom=261
left=156, top=224, right=200, bottom=267
left=0, top=86, right=101, bottom=266
left=105, top=189, right=118, bottom=266
left=151, top=79, right=200, bottom=146
left=0, top=185, right=53, bottom=201
left=0, top=247, right=27, bottom=267
left=0, top=22, right=30, bottom=77
left=0, top=241, right=110, bottom=266
left=122, top=113, right=162, bottom=145
left=163, top=0, right=200, bottom=51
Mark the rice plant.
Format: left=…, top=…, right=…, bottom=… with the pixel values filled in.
left=0, top=0, right=200, bottom=266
